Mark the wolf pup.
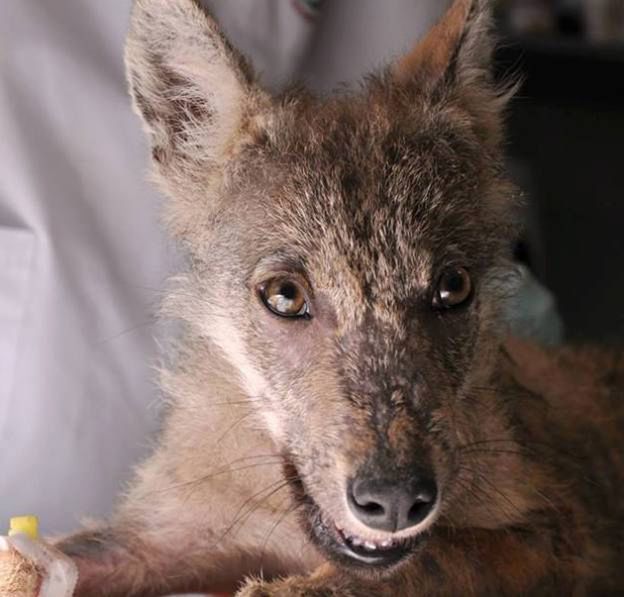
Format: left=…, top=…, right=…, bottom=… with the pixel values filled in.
left=56, top=0, right=624, bottom=594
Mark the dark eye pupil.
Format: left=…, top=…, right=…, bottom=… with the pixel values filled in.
left=261, top=278, right=309, bottom=318
left=444, top=273, right=464, bottom=293
left=280, top=282, right=297, bottom=300
left=436, top=267, right=472, bottom=309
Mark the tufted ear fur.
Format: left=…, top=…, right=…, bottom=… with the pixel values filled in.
left=393, top=0, right=512, bottom=149
left=125, top=0, right=268, bottom=230
left=394, top=0, right=493, bottom=86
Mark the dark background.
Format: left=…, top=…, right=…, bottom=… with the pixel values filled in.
left=494, top=11, right=624, bottom=344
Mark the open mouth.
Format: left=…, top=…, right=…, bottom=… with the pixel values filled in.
left=314, top=511, right=422, bottom=568
left=283, top=457, right=426, bottom=570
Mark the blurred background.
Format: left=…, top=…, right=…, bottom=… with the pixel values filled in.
left=494, top=0, right=624, bottom=343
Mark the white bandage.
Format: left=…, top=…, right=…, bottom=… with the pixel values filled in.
left=0, top=534, right=78, bottom=597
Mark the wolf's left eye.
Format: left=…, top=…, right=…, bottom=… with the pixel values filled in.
left=433, top=267, right=472, bottom=309
left=259, top=278, right=310, bottom=319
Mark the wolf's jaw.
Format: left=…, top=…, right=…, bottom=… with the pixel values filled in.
left=335, top=525, right=397, bottom=551
left=282, top=451, right=427, bottom=569
left=313, top=507, right=425, bottom=569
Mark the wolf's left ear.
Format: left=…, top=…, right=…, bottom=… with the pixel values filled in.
left=394, top=0, right=493, bottom=88
left=394, top=0, right=510, bottom=145
left=125, top=0, right=266, bottom=189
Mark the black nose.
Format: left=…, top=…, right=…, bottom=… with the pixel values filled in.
left=347, top=473, right=438, bottom=532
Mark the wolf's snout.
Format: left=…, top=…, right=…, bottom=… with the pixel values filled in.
left=347, top=473, right=438, bottom=533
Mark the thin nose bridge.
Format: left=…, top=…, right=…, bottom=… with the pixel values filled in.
left=385, top=409, right=422, bottom=464
left=349, top=373, right=426, bottom=470
left=369, top=299, right=411, bottom=338
left=356, top=405, right=425, bottom=478
left=339, top=316, right=428, bottom=461
left=357, top=409, right=434, bottom=503
left=342, top=307, right=414, bottom=370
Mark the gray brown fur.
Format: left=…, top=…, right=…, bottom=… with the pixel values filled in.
left=56, top=0, right=624, bottom=594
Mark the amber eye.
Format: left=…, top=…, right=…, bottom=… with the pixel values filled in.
left=434, top=267, right=473, bottom=309
left=260, top=278, right=310, bottom=318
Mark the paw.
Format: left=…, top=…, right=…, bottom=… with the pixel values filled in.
left=236, top=577, right=314, bottom=597
left=236, top=577, right=283, bottom=597
left=236, top=576, right=357, bottom=597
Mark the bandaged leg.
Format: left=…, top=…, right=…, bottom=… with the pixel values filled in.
left=0, top=532, right=77, bottom=597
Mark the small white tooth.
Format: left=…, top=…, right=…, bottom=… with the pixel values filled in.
left=380, top=539, right=393, bottom=548
left=351, top=536, right=363, bottom=547
left=364, top=541, right=378, bottom=551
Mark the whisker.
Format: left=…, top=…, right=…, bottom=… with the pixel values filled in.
left=460, top=448, right=529, bottom=457
left=211, top=410, right=256, bottom=447
left=96, top=319, right=157, bottom=345
left=209, top=398, right=265, bottom=407
left=259, top=499, right=300, bottom=570
left=456, top=464, right=526, bottom=520
left=452, top=476, right=505, bottom=523
left=212, top=476, right=298, bottom=545
left=145, top=456, right=284, bottom=498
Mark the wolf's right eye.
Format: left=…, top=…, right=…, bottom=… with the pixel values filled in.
left=259, top=278, right=310, bottom=319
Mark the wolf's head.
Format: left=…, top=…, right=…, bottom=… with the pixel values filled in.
left=127, top=0, right=533, bottom=575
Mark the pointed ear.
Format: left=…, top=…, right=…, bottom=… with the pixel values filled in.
left=393, top=0, right=493, bottom=88
left=393, top=0, right=513, bottom=149
left=125, top=0, right=265, bottom=187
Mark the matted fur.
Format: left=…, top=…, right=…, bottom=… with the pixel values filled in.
left=57, top=0, right=623, bottom=595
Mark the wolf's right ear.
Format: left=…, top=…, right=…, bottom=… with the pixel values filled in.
left=125, top=0, right=266, bottom=191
